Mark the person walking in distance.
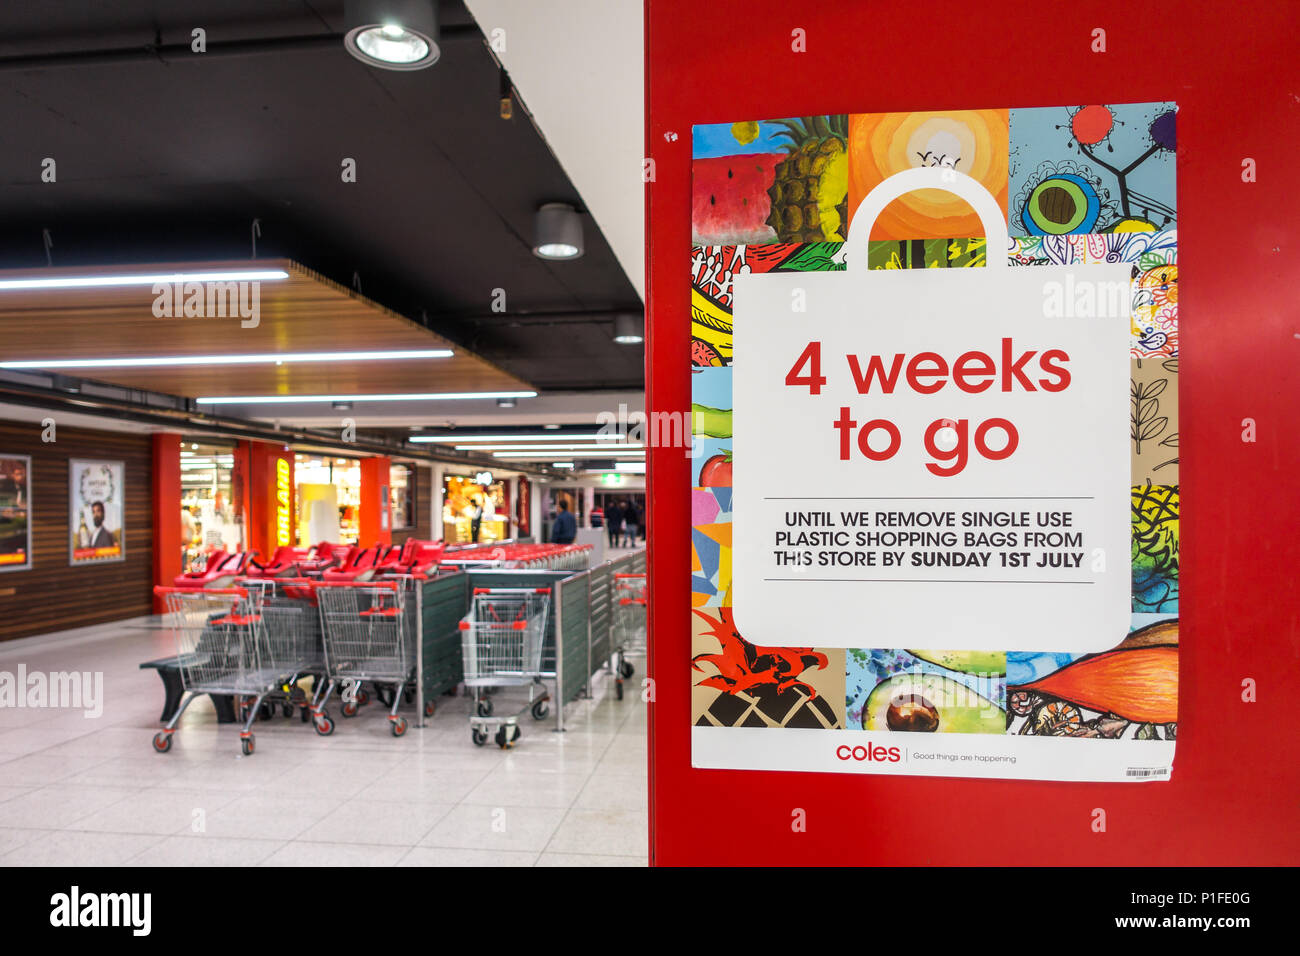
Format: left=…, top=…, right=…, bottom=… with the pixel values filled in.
left=551, top=499, right=577, bottom=545
left=470, top=496, right=484, bottom=543
left=621, top=499, right=637, bottom=548
left=606, top=498, right=624, bottom=549
left=635, top=500, right=647, bottom=545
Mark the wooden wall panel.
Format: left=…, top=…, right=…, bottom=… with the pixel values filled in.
left=0, top=419, right=154, bottom=642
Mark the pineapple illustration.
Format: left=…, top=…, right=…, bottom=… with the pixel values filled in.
left=766, top=115, right=850, bottom=243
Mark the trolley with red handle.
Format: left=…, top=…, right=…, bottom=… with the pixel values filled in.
left=313, top=580, right=415, bottom=737
left=459, top=587, right=552, bottom=748
left=150, top=586, right=292, bottom=756
left=237, top=577, right=326, bottom=724
left=610, top=573, right=646, bottom=700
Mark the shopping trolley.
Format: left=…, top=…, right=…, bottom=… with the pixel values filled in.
left=150, top=586, right=292, bottom=756
left=314, top=581, right=414, bottom=737
left=459, top=587, right=552, bottom=748
left=611, top=573, right=646, bottom=700
left=238, top=578, right=325, bottom=724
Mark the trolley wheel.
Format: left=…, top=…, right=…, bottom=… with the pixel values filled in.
left=531, top=699, right=550, bottom=720
left=241, top=735, right=255, bottom=756
left=495, top=725, right=520, bottom=749
left=425, top=700, right=436, bottom=717
left=341, top=700, right=358, bottom=718
left=391, top=716, right=408, bottom=737
left=615, top=680, right=624, bottom=701
left=356, top=689, right=370, bottom=706
left=403, top=688, right=414, bottom=704
left=259, top=703, right=274, bottom=721
left=314, top=713, right=335, bottom=736
left=301, top=706, right=311, bottom=723
left=476, top=699, right=494, bottom=718
left=471, top=728, right=489, bottom=747
left=282, top=702, right=294, bottom=719
left=620, top=661, right=635, bottom=680
left=152, top=732, right=172, bottom=754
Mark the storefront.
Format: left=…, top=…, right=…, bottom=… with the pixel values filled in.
left=179, top=441, right=242, bottom=571
left=442, top=470, right=509, bottom=544
left=294, top=454, right=361, bottom=546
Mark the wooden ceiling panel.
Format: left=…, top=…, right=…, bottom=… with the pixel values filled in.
left=0, top=259, right=533, bottom=398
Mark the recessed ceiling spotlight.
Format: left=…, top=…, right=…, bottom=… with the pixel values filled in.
left=542, top=424, right=561, bottom=430
left=533, top=203, right=584, bottom=260
left=332, top=401, right=353, bottom=410
left=497, top=397, right=517, bottom=408
left=613, top=313, right=644, bottom=345
left=344, top=0, right=439, bottom=71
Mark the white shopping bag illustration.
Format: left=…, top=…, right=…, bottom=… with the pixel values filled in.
left=730, top=168, right=1132, bottom=653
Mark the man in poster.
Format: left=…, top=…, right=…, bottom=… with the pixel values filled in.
left=88, top=501, right=114, bottom=550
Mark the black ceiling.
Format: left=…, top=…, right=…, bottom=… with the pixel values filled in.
left=0, top=0, right=644, bottom=392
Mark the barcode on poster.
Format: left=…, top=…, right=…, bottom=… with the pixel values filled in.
left=1125, top=767, right=1170, bottom=778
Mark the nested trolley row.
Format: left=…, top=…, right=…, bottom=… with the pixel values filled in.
left=151, top=553, right=644, bottom=755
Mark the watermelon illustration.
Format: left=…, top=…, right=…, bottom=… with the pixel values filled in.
left=692, top=153, right=784, bottom=245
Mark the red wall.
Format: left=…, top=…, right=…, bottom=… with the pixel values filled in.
left=359, top=456, right=393, bottom=549
left=150, top=432, right=182, bottom=611
left=645, top=0, right=1300, bottom=864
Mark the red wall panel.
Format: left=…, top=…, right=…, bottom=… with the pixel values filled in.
left=150, top=432, right=182, bottom=612
left=646, top=0, right=1300, bottom=865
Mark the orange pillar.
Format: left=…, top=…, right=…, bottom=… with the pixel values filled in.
left=246, top=441, right=295, bottom=559
left=151, top=433, right=183, bottom=612
left=359, top=457, right=392, bottom=549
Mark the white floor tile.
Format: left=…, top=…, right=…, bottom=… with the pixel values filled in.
left=260, top=840, right=410, bottom=867
left=0, top=785, right=138, bottom=830
left=535, top=851, right=646, bottom=867
left=397, top=846, right=539, bottom=867
left=297, top=799, right=454, bottom=846
left=420, top=803, right=566, bottom=853
left=4, top=829, right=164, bottom=866
left=128, top=834, right=284, bottom=867
left=547, top=808, right=648, bottom=857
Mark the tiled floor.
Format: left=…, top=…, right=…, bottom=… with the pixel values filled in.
left=0, top=613, right=647, bottom=866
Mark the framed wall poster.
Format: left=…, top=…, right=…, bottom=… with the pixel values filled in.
left=690, top=104, right=1178, bottom=783
left=69, top=459, right=126, bottom=565
left=0, top=455, right=32, bottom=572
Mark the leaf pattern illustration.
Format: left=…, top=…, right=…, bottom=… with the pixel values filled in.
left=1131, top=375, right=1172, bottom=453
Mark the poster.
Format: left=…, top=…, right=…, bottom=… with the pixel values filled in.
left=69, top=459, right=126, bottom=565
left=690, top=104, right=1178, bottom=782
left=0, top=456, right=32, bottom=572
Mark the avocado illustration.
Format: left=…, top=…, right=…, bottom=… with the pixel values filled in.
left=863, top=673, right=1004, bottom=734
left=905, top=649, right=1006, bottom=677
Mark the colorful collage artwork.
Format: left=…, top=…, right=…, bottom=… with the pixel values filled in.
left=690, top=104, right=1180, bottom=752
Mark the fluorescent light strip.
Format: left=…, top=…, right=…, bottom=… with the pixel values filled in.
left=455, top=443, right=645, bottom=452
left=493, top=450, right=645, bottom=459
left=1, top=349, right=453, bottom=370
left=196, top=391, right=537, bottom=405
left=614, top=462, right=647, bottom=473
left=0, top=269, right=290, bottom=291
left=552, top=462, right=575, bottom=469
left=411, top=433, right=607, bottom=443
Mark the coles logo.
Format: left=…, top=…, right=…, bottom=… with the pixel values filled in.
left=837, top=743, right=901, bottom=763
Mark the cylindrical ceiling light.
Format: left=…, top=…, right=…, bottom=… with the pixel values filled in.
left=344, top=0, right=440, bottom=70
left=533, top=203, right=584, bottom=260
left=613, top=313, right=644, bottom=345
